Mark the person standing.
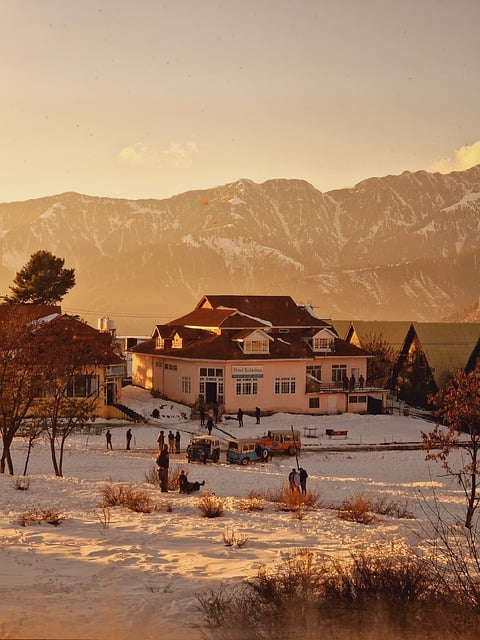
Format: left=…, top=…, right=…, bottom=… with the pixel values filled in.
left=299, top=467, right=308, bottom=495
left=199, top=406, right=206, bottom=428
left=175, top=430, right=181, bottom=454
left=213, top=402, right=219, bottom=424
left=237, top=408, right=244, bottom=427
left=105, top=429, right=113, bottom=450
left=126, top=428, right=132, bottom=450
left=156, top=444, right=169, bottom=492
left=294, top=469, right=301, bottom=493
left=157, top=430, right=164, bottom=451
left=288, top=468, right=296, bottom=491
left=168, top=430, right=175, bottom=454
left=255, top=407, right=261, bottom=424
left=359, top=374, right=365, bottom=389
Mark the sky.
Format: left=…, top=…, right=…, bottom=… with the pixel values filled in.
left=1, top=0, right=480, bottom=203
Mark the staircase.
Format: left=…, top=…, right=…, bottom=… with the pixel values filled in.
left=112, top=403, right=145, bottom=423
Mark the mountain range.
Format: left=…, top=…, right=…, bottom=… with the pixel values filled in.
left=1, top=164, right=480, bottom=335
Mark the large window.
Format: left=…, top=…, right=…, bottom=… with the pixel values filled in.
left=235, top=378, right=258, bottom=396
left=274, top=377, right=296, bottom=395
left=181, top=376, right=191, bottom=394
left=332, top=364, right=347, bottom=383
left=66, top=374, right=99, bottom=398
left=244, top=339, right=269, bottom=354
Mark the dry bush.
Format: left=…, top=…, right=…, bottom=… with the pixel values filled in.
left=100, top=483, right=153, bottom=513
left=12, top=476, right=30, bottom=491
left=238, top=491, right=265, bottom=512
left=371, top=495, right=414, bottom=519
left=223, top=525, right=248, bottom=548
left=144, top=463, right=160, bottom=487
left=264, top=484, right=320, bottom=513
left=18, top=506, right=64, bottom=527
left=198, top=493, right=225, bottom=518
left=337, top=493, right=379, bottom=524
left=95, top=507, right=111, bottom=529
left=196, top=544, right=478, bottom=640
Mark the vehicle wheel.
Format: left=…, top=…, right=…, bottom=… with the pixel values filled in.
left=262, top=449, right=269, bottom=462
left=287, top=446, right=296, bottom=456
left=241, top=457, right=249, bottom=466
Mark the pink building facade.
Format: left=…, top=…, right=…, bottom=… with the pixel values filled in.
left=130, top=295, right=387, bottom=415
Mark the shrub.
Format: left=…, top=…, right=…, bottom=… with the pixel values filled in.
left=12, top=476, right=30, bottom=491
left=264, top=484, right=320, bottom=513
left=223, top=525, right=248, bottom=548
left=144, top=463, right=182, bottom=491
left=238, top=491, right=264, bottom=512
left=198, top=493, right=225, bottom=518
left=337, top=492, right=378, bottom=524
left=18, top=506, right=64, bottom=527
left=100, top=483, right=154, bottom=513
left=371, top=495, right=414, bottom=519
left=197, top=544, right=478, bottom=640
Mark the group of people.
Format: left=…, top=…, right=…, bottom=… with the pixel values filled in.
left=198, top=404, right=262, bottom=430
left=288, top=467, right=308, bottom=494
left=156, top=430, right=181, bottom=454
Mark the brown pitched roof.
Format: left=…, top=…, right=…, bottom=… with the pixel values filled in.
left=196, top=295, right=330, bottom=329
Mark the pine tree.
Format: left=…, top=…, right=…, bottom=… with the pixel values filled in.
left=6, top=250, right=75, bottom=305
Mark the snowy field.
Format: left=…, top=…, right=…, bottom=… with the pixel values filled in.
left=0, top=386, right=470, bottom=640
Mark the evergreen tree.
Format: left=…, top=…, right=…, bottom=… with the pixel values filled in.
left=6, top=250, right=75, bottom=305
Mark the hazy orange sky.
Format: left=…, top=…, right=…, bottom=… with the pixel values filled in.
left=2, top=0, right=479, bottom=203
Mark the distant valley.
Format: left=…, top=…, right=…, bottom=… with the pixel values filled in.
left=1, top=165, right=480, bottom=334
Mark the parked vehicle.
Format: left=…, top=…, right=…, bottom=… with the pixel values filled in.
left=259, top=429, right=301, bottom=456
left=226, top=438, right=270, bottom=465
left=186, top=435, right=221, bottom=463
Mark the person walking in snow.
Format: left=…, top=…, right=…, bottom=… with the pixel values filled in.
left=126, top=428, right=132, bottom=450
left=105, top=429, right=113, bottom=450
left=255, top=407, right=261, bottom=424
left=206, top=417, right=214, bottom=435
left=237, top=408, right=244, bottom=427
left=199, top=406, right=206, bottom=428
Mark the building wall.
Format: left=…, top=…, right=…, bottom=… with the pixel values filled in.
left=131, top=352, right=380, bottom=414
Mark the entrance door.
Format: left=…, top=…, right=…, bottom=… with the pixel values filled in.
left=328, top=395, right=338, bottom=415
left=205, top=381, right=217, bottom=404
left=106, top=381, right=116, bottom=405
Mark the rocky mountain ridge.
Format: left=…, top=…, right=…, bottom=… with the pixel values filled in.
left=1, top=165, right=480, bottom=334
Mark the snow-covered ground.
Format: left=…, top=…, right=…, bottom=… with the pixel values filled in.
left=0, top=386, right=470, bottom=639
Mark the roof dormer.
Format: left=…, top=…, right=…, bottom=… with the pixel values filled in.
left=311, top=328, right=336, bottom=353
left=233, top=329, right=273, bottom=355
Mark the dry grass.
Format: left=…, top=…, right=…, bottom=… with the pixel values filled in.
left=197, top=544, right=479, bottom=640
left=264, top=483, right=320, bottom=513
left=238, top=490, right=265, bottom=512
left=337, top=492, right=379, bottom=524
left=17, top=506, right=64, bottom=527
left=197, top=493, right=225, bottom=518
left=223, top=525, right=248, bottom=548
left=100, top=483, right=154, bottom=513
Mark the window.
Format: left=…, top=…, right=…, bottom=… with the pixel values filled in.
left=309, top=397, right=320, bottom=408
left=274, top=377, right=296, bottom=394
left=181, top=376, right=191, bottom=394
left=348, top=395, right=367, bottom=404
left=306, top=365, right=321, bottom=381
left=313, top=336, right=331, bottom=351
left=235, top=378, right=258, bottom=396
left=155, top=336, right=164, bottom=349
left=244, top=339, right=269, bottom=354
left=332, top=364, right=347, bottom=383
left=165, top=363, right=177, bottom=371
left=66, top=374, right=99, bottom=398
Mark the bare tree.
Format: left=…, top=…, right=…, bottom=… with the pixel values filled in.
left=423, top=369, right=480, bottom=529
left=0, top=307, right=45, bottom=475
left=34, top=319, right=101, bottom=476
left=363, top=332, right=396, bottom=388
